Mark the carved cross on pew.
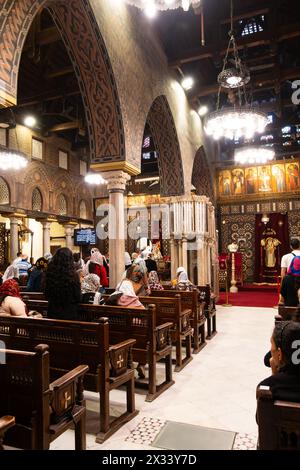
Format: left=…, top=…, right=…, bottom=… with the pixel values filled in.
left=64, top=391, right=72, bottom=410
left=160, top=333, right=165, bottom=344
left=117, top=355, right=124, bottom=368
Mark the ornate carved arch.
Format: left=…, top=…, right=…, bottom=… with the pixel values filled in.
left=0, top=0, right=125, bottom=161
left=192, top=146, right=215, bottom=203
left=146, top=95, right=185, bottom=196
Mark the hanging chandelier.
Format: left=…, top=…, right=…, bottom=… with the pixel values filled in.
left=204, top=0, right=268, bottom=141
left=234, top=146, right=275, bottom=165
left=0, top=146, right=28, bottom=171
left=125, top=0, right=201, bottom=14
left=84, top=172, right=106, bottom=185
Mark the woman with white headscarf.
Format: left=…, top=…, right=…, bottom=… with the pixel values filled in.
left=175, top=267, right=195, bottom=291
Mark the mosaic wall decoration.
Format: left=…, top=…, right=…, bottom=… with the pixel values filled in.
left=220, top=214, right=256, bottom=282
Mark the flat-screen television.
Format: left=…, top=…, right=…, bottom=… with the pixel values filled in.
left=74, top=228, right=96, bottom=246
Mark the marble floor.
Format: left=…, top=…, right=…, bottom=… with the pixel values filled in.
left=51, top=305, right=275, bottom=450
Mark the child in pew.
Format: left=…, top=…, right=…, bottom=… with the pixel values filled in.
left=0, top=279, right=27, bottom=317
left=258, top=321, right=300, bottom=402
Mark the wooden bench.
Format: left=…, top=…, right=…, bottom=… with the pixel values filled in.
left=150, top=289, right=206, bottom=354
left=257, top=386, right=300, bottom=450
left=21, top=292, right=45, bottom=301
left=0, top=316, right=138, bottom=443
left=24, top=299, right=174, bottom=402
left=0, top=344, right=88, bottom=450
left=139, top=295, right=193, bottom=372
left=197, top=285, right=217, bottom=339
left=0, top=416, right=15, bottom=450
left=276, top=306, right=299, bottom=322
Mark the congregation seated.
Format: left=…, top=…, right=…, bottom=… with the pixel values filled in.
left=0, top=279, right=27, bottom=317
left=44, top=247, right=81, bottom=320
left=258, top=321, right=300, bottom=402
left=26, top=257, right=48, bottom=292
left=81, top=262, right=101, bottom=302
left=145, top=253, right=158, bottom=273
left=15, top=254, right=31, bottom=285
left=148, top=270, right=164, bottom=291
left=279, top=257, right=300, bottom=306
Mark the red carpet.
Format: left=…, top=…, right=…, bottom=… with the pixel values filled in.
left=217, top=285, right=278, bottom=308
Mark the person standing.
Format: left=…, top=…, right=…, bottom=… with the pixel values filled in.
left=281, top=238, right=300, bottom=279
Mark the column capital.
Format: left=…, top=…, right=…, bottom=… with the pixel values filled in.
left=103, top=170, right=131, bottom=192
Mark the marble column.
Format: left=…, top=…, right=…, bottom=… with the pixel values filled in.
left=41, top=220, right=51, bottom=255
left=9, top=216, right=19, bottom=262
left=196, top=235, right=205, bottom=285
left=170, top=236, right=178, bottom=280
left=182, top=235, right=188, bottom=273
left=64, top=224, right=74, bottom=250
left=104, top=171, right=131, bottom=289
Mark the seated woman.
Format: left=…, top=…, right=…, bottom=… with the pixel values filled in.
left=81, top=265, right=101, bottom=304
left=0, top=279, right=27, bottom=317
left=174, top=267, right=195, bottom=291
left=258, top=321, right=300, bottom=402
left=27, top=257, right=48, bottom=292
left=148, top=270, right=164, bottom=292
left=116, top=264, right=146, bottom=308
left=44, top=247, right=81, bottom=320
left=279, top=256, right=300, bottom=306
left=85, top=249, right=109, bottom=289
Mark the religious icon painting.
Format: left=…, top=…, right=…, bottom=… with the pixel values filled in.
left=271, top=164, right=286, bottom=193
left=285, top=162, right=300, bottom=191
left=245, top=167, right=258, bottom=194
left=219, top=170, right=232, bottom=196
left=231, top=168, right=245, bottom=195
left=257, top=165, right=272, bottom=192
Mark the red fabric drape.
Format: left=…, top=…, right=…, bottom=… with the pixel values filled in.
left=254, top=213, right=289, bottom=284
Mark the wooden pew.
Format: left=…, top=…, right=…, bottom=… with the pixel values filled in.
left=257, top=386, right=300, bottom=450
left=79, top=304, right=174, bottom=401
left=197, top=285, right=217, bottom=339
left=84, top=294, right=193, bottom=372
left=0, top=316, right=138, bottom=443
left=0, top=416, right=15, bottom=450
left=0, top=344, right=88, bottom=450
left=24, top=299, right=174, bottom=402
left=276, top=305, right=298, bottom=322
left=150, top=289, right=206, bottom=354
left=21, top=292, right=45, bottom=301
left=139, top=295, right=193, bottom=372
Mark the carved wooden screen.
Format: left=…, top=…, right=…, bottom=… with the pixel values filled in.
left=0, top=223, right=6, bottom=269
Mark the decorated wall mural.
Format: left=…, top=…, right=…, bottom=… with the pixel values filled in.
left=218, top=159, right=300, bottom=199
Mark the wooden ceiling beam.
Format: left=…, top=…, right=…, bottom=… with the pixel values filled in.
left=36, top=27, right=61, bottom=46
left=17, top=90, right=80, bottom=107
left=49, top=120, right=81, bottom=132
left=46, top=67, right=74, bottom=79
left=220, top=7, right=270, bottom=24
left=192, top=66, right=300, bottom=98
left=170, top=24, right=300, bottom=67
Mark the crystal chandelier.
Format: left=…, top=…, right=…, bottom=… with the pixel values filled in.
left=125, top=0, right=201, bottom=13
left=234, top=146, right=275, bottom=165
left=204, top=0, right=268, bottom=141
left=0, top=146, right=28, bottom=170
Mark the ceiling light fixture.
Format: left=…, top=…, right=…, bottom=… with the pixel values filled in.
left=125, top=0, right=201, bottom=13
left=84, top=173, right=106, bottom=185
left=0, top=145, right=28, bottom=171
left=24, top=115, right=37, bottom=128
left=181, top=76, right=194, bottom=91
left=234, top=146, right=275, bottom=165
left=198, top=105, right=209, bottom=117
left=204, top=0, right=268, bottom=141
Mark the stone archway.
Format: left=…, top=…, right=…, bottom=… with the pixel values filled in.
left=0, top=0, right=125, bottom=162
left=192, top=146, right=215, bottom=203
left=146, top=95, right=185, bottom=196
